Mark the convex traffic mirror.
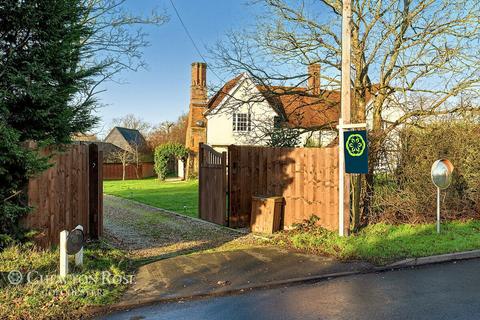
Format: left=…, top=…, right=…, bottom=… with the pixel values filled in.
left=431, top=159, right=454, bottom=190
left=431, top=159, right=454, bottom=233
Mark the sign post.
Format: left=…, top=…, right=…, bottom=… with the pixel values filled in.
left=337, top=123, right=367, bottom=236
left=339, top=0, right=352, bottom=237
left=338, top=118, right=345, bottom=236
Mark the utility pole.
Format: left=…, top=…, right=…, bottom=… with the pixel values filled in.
left=338, top=0, right=352, bottom=236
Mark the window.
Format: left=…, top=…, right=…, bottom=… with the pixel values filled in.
left=273, top=116, right=282, bottom=129
left=233, top=113, right=251, bottom=132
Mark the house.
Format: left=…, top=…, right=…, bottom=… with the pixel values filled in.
left=102, top=127, right=154, bottom=179
left=185, top=62, right=403, bottom=174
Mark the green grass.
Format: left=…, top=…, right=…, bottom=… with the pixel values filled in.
left=271, top=220, right=480, bottom=265
left=0, top=241, right=130, bottom=319
left=103, top=178, right=198, bottom=218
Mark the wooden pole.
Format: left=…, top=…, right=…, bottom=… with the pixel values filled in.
left=88, top=143, right=100, bottom=240
left=339, top=0, right=352, bottom=236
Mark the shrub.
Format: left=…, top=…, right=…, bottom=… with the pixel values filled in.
left=372, top=120, right=480, bottom=224
left=0, top=124, right=49, bottom=242
left=154, top=143, right=189, bottom=180
left=267, top=128, right=301, bottom=147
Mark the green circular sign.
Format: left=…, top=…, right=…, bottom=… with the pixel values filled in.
left=346, top=134, right=366, bottom=157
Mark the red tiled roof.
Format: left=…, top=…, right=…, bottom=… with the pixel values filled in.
left=206, top=74, right=243, bottom=110
left=207, top=75, right=375, bottom=129
left=258, top=86, right=341, bottom=129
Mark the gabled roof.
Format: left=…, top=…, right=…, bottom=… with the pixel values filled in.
left=206, top=74, right=243, bottom=111
left=206, top=74, right=376, bottom=129
left=115, top=127, right=146, bottom=145
left=104, top=127, right=148, bottom=151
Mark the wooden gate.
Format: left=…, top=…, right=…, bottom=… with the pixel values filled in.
left=198, top=143, right=227, bottom=225
left=23, top=143, right=103, bottom=248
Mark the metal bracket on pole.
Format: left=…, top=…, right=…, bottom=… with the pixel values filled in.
left=336, top=123, right=367, bottom=130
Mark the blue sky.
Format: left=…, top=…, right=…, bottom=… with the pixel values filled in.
left=95, top=0, right=258, bottom=135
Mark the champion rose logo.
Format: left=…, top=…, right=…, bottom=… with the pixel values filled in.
left=346, top=133, right=366, bottom=157
left=7, top=270, right=23, bottom=285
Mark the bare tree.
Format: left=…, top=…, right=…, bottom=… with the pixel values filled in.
left=210, top=0, right=480, bottom=228
left=107, top=149, right=134, bottom=180
left=73, top=0, right=169, bottom=126
left=147, top=113, right=188, bottom=148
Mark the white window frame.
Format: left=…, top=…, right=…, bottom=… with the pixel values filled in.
left=233, top=113, right=252, bottom=132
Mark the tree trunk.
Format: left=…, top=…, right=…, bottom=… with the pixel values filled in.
left=350, top=82, right=367, bottom=232
left=351, top=174, right=362, bottom=231
left=362, top=96, right=385, bottom=224
left=135, top=162, right=139, bottom=179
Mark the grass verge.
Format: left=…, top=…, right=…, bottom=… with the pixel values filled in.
left=271, top=218, right=480, bottom=265
left=0, top=241, right=131, bottom=319
left=103, top=178, right=198, bottom=218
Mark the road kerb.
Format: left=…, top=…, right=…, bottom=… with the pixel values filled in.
left=378, top=249, right=480, bottom=270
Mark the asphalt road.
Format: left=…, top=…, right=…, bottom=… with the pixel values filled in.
left=100, top=259, right=480, bottom=320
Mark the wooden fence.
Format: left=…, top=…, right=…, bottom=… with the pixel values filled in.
left=23, top=143, right=103, bottom=248
left=199, top=143, right=227, bottom=225
left=228, top=145, right=346, bottom=232
left=103, top=162, right=155, bottom=180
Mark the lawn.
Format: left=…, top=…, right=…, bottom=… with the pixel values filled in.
left=0, top=241, right=131, bottom=319
left=103, top=178, right=198, bottom=218
left=271, top=218, right=480, bottom=265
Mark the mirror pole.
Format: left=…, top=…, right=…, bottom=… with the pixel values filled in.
left=437, top=187, right=441, bottom=234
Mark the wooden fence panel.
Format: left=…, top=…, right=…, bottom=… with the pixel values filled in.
left=23, top=143, right=103, bottom=248
left=199, top=143, right=227, bottom=225
left=228, top=145, right=343, bottom=231
left=102, top=162, right=155, bottom=180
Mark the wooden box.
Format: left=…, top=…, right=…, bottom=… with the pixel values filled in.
left=250, top=196, right=284, bottom=234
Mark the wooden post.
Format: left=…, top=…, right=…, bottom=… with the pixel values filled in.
left=198, top=143, right=204, bottom=220
left=339, top=0, right=352, bottom=236
left=59, top=230, right=68, bottom=278
left=89, top=143, right=100, bottom=239
left=222, top=151, right=227, bottom=225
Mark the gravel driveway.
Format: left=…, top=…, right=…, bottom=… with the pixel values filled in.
left=103, top=195, right=259, bottom=260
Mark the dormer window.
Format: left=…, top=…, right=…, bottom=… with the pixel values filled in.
left=233, top=113, right=251, bottom=132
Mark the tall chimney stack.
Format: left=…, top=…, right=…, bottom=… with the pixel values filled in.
left=190, top=62, right=207, bottom=104
left=307, top=63, right=321, bottom=96
left=185, top=62, right=208, bottom=177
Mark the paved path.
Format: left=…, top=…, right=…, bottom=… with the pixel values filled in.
left=115, top=246, right=372, bottom=308
left=100, top=259, right=480, bottom=320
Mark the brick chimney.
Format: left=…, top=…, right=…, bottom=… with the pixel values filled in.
left=307, top=63, right=321, bottom=95
left=185, top=62, right=208, bottom=177
left=190, top=62, right=207, bottom=104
